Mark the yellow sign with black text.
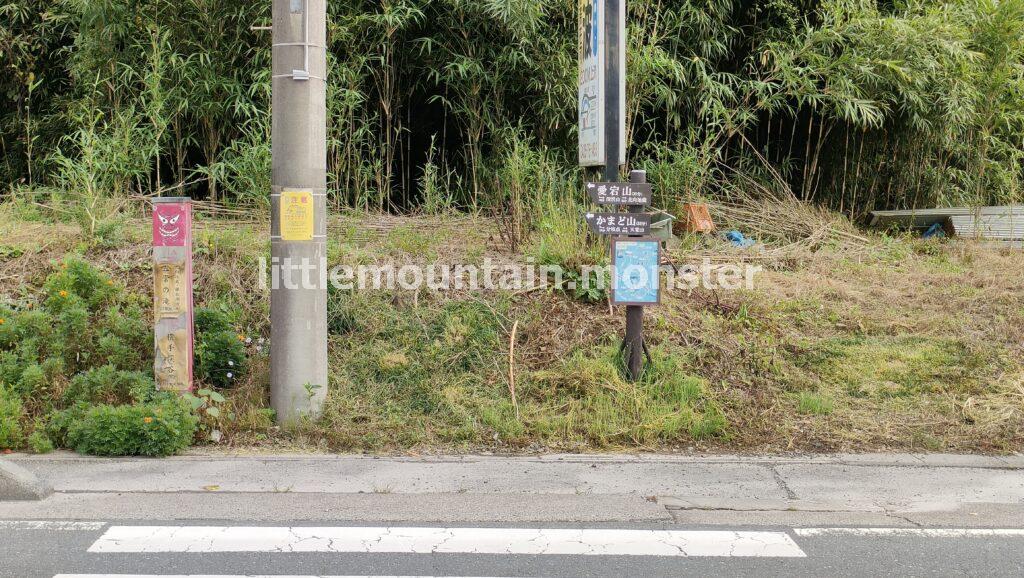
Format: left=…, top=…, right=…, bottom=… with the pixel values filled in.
left=280, top=189, right=315, bottom=241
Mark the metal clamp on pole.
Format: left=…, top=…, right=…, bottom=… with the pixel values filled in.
left=272, top=0, right=321, bottom=82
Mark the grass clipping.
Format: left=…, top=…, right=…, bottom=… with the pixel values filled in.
left=709, top=171, right=871, bottom=253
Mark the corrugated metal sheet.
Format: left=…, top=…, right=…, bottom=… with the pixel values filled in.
left=947, top=214, right=1024, bottom=241
left=869, top=205, right=1024, bottom=229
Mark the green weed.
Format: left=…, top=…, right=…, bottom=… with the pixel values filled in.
left=387, top=226, right=436, bottom=259
left=796, top=392, right=834, bottom=416
left=801, top=336, right=994, bottom=398
left=0, top=387, right=25, bottom=449
left=531, top=345, right=727, bottom=446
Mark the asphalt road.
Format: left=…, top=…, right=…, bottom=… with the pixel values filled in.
left=4, top=520, right=1024, bottom=578
left=4, top=454, right=1024, bottom=576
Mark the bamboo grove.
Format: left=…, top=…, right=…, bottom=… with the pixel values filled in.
left=2, top=0, right=1023, bottom=221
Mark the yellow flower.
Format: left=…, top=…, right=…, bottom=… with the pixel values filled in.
left=58, top=290, right=68, bottom=298
left=107, top=280, right=114, bottom=286
left=237, top=334, right=246, bottom=342
left=143, top=417, right=154, bottom=424
left=0, top=318, right=5, bottom=325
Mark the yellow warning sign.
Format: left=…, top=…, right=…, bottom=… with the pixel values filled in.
left=280, top=189, right=315, bottom=241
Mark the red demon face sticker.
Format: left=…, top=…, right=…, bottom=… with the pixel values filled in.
left=153, top=203, right=189, bottom=247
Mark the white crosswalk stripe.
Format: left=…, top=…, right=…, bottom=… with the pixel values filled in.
left=86, top=526, right=807, bottom=557
left=33, top=524, right=1024, bottom=578
left=54, top=575, right=508, bottom=578
left=795, top=528, right=1024, bottom=537
left=0, top=520, right=106, bottom=530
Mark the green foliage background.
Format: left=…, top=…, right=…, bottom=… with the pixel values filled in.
left=2, top=0, right=1022, bottom=216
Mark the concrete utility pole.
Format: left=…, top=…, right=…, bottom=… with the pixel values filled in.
left=270, top=0, right=328, bottom=424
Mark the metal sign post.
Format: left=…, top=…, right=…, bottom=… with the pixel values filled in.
left=270, top=0, right=328, bottom=424
left=580, top=1, right=654, bottom=381
left=620, top=170, right=655, bottom=381
left=152, top=198, right=194, bottom=393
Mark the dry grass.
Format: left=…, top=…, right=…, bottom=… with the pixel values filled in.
left=711, top=237, right=1024, bottom=452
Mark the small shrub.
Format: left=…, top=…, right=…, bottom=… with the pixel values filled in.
left=63, top=365, right=156, bottom=405
left=0, top=305, right=15, bottom=346
left=0, top=355, right=48, bottom=397
left=564, top=268, right=609, bottom=303
left=196, top=331, right=247, bottom=389
left=183, top=388, right=230, bottom=440
left=46, top=402, right=88, bottom=448
left=194, top=307, right=247, bottom=388
left=0, top=259, right=151, bottom=391
left=27, top=430, right=54, bottom=454
left=0, top=387, right=25, bottom=449
left=96, top=301, right=151, bottom=371
left=194, top=307, right=235, bottom=335
left=19, top=364, right=46, bottom=393
left=43, top=258, right=119, bottom=310
left=64, top=397, right=199, bottom=457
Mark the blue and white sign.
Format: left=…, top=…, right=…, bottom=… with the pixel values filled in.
left=612, top=238, right=661, bottom=305
left=578, top=0, right=625, bottom=167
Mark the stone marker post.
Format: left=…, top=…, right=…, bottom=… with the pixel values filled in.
left=152, top=197, right=194, bottom=393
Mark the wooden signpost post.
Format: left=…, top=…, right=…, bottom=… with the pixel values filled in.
left=587, top=171, right=659, bottom=381
left=580, top=0, right=658, bottom=381
left=152, top=197, right=194, bottom=393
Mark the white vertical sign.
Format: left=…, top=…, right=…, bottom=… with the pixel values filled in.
left=579, top=0, right=626, bottom=167
left=579, top=0, right=604, bottom=166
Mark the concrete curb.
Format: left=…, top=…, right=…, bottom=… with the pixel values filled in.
left=0, top=459, right=53, bottom=501
left=8, top=451, right=1024, bottom=469
left=657, top=497, right=889, bottom=513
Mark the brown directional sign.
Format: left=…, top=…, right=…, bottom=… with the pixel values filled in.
left=585, top=212, right=652, bottom=236
left=586, top=182, right=653, bottom=206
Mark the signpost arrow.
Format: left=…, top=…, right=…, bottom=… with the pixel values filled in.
left=586, top=181, right=653, bottom=206
left=584, top=212, right=652, bottom=236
